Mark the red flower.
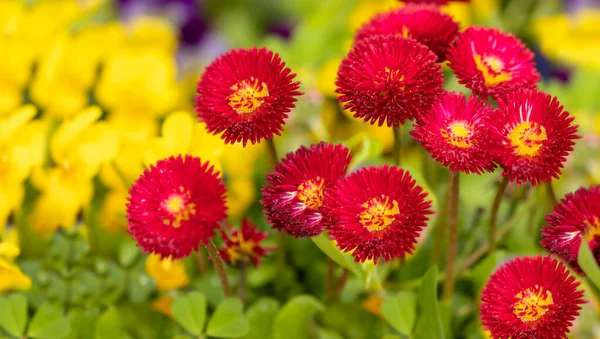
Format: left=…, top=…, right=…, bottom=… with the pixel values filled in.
left=486, top=89, right=579, bottom=186
left=336, top=35, right=443, bottom=128
left=447, top=27, right=540, bottom=98
left=219, top=219, right=274, bottom=267
left=127, top=155, right=227, bottom=259
left=323, top=165, right=433, bottom=264
left=411, top=91, right=495, bottom=174
left=355, top=4, right=459, bottom=61
left=195, top=47, right=302, bottom=146
left=480, top=256, right=585, bottom=339
left=261, top=142, right=352, bottom=237
left=541, top=185, right=600, bottom=269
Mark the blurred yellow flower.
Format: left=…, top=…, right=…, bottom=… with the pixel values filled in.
left=0, top=37, right=35, bottom=116
left=0, top=105, right=47, bottom=226
left=317, top=57, right=342, bottom=98
left=0, top=229, right=31, bottom=292
left=145, top=254, right=190, bottom=291
left=100, top=189, right=128, bottom=234
left=127, top=16, right=178, bottom=54
left=534, top=10, right=600, bottom=71
left=348, top=0, right=401, bottom=30
left=152, top=295, right=174, bottom=317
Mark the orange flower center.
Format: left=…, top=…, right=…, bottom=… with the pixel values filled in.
left=584, top=217, right=600, bottom=242
left=359, top=195, right=400, bottom=232
left=297, top=177, right=325, bottom=210
left=228, top=77, right=269, bottom=115
left=474, top=54, right=511, bottom=86
left=441, top=121, right=474, bottom=148
left=226, top=232, right=258, bottom=264
left=161, top=188, right=196, bottom=228
left=508, top=121, right=547, bottom=157
left=513, top=286, right=554, bottom=323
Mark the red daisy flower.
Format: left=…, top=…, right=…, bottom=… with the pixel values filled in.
left=261, top=142, right=352, bottom=238
left=486, top=89, right=579, bottom=186
left=336, top=35, right=444, bottom=128
left=480, top=256, right=585, bottom=339
left=541, top=185, right=600, bottom=268
left=127, top=155, right=227, bottom=259
left=411, top=91, right=495, bottom=174
left=447, top=27, right=540, bottom=98
left=355, top=4, right=460, bottom=61
left=219, top=218, right=274, bottom=267
left=323, top=165, right=433, bottom=264
left=195, top=47, right=302, bottom=146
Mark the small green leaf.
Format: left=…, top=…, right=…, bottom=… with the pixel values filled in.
left=578, top=241, right=600, bottom=290
left=172, top=292, right=207, bottom=336
left=310, top=234, right=367, bottom=284
left=94, top=307, right=124, bottom=339
left=0, top=294, right=28, bottom=336
left=245, top=298, right=279, bottom=339
left=27, top=303, right=70, bottom=339
left=206, top=297, right=248, bottom=338
left=381, top=291, right=416, bottom=335
left=273, top=295, right=324, bottom=339
left=118, top=241, right=139, bottom=268
left=381, top=336, right=402, bottom=339
left=415, top=266, right=444, bottom=339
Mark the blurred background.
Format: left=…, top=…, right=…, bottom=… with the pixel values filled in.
left=0, top=0, right=599, bottom=338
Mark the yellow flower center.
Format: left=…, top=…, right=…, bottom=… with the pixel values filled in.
left=226, top=231, right=259, bottom=265
left=441, top=121, right=474, bottom=148
left=161, top=188, right=196, bottom=228
left=474, top=54, right=512, bottom=86
left=375, top=67, right=405, bottom=92
left=297, top=177, right=326, bottom=210
left=401, top=26, right=411, bottom=38
left=359, top=195, right=400, bottom=232
left=228, top=77, right=269, bottom=115
left=584, top=217, right=600, bottom=242
left=513, top=286, right=554, bottom=323
left=508, top=121, right=547, bottom=157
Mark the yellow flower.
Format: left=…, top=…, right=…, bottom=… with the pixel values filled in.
left=100, top=190, right=128, bottom=234
left=127, top=16, right=178, bottom=55
left=0, top=36, right=35, bottom=116
left=0, top=105, right=47, bottom=225
left=0, top=230, right=31, bottom=292
left=347, top=0, right=401, bottom=30
left=152, top=295, right=174, bottom=317
left=145, top=254, right=190, bottom=291
left=317, top=57, right=342, bottom=97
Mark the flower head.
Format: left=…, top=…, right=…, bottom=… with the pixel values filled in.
left=541, top=185, right=600, bottom=269
left=145, top=254, right=190, bottom=291
left=219, top=218, right=274, bottom=267
left=486, top=89, right=579, bottom=186
left=355, top=5, right=460, bottom=61
left=323, top=165, right=433, bottom=264
left=480, top=256, right=585, bottom=339
left=447, top=27, right=540, bottom=98
left=195, top=47, right=302, bottom=146
left=336, top=35, right=443, bottom=128
left=411, top=91, right=495, bottom=174
left=261, top=142, right=352, bottom=237
left=127, top=155, right=227, bottom=259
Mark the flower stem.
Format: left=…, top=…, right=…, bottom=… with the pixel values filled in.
left=432, top=185, right=451, bottom=266
left=335, top=269, right=349, bottom=298
left=194, top=248, right=208, bottom=274
left=489, top=176, right=509, bottom=252
left=392, top=126, right=402, bottom=166
left=266, top=138, right=279, bottom=169
left=443, top=171, right=460, bottom=303
left=546, top=182, right=558, bottom=206
left=238, top=261, right=247, bottom=303
left=205, top=239, right=232, bottom=297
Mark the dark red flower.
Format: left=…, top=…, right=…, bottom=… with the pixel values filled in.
left=195, top=47, right=302, bottom=146
left=219, top=218, right=274, bottom=267
left=486, top=88, right=579, bottom=186
left=541, top=185, right=600, bottom=269
left=355, top=4, right=459, bottom=61
left=261, top=142, right=352, bottom=237
left=127, top=155, right=227, bottom=259
left=336, top=35, right=443, bottom=128
left=447, top=27, right=540, bottom=98
left=323, top=165, right=433, bottom=264
left=411, top=91, right=495, bottom=174
left=480, top=256, right=585, bottom=339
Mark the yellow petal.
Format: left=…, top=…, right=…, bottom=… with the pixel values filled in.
left=145, top=254, right=190, bottom=291
left=0, top=259, right=31, bottom=292
left=0, top=105, right=36, bottom=142
left=152, top=296, right=174, bottom=317
left=162, top=111, right=193, bottom=155
left=0, top=242, right=20, bottom=260
left=51, top=106, right=101, bottom=164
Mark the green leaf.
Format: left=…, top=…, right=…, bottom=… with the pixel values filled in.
left=578, top=240, right=600, bottom=291
left=415, top=266, right=444, bottom=339
left=381, top=336, right=402, bottom=339
left=118, top=240, right=139, bottom=268
left=245, top=298, right=280, bottom=339
left=206, top=297, right=248, bottom=338
left=172, top=292, right=207, bottom=336
left=27, top=303, right=70, bottom=339
left=0, top=294, right=28, bottom=336
left=381, top=291, right=416, bottom=335
left=310, top=234, right=367, bottom=284
left=273, top=295, right=325, bottom=339
left=94, top=307, right=125, bottom=339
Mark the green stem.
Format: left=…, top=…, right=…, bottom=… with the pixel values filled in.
left=392, top=126, right=402, bottom=166
left=194, top=248, right=208, bottom=274
left=238, top=261, right=247, bottom=304
left=432, top=184, right=451, bottom=266
left=335, top=269, right=349, bottom=298
left=205, top=239, right=232, bottom=297
left=443, top=171, right=460, bottom=303
left=546, top=182, right=558, bottom=206
left=266, top=138, right=279, bottom=169
left=489, top=176, right=509, bottom=252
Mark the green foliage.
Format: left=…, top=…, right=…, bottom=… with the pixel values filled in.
left=273, top=295, right=324, bottom=339
left=27, top=303, right=70, bottom=339
left=578, top=241, right=600, bottom=292
left=381, top=291, right=416, bottom=335
left=0, top=294, right=27, bottom=336
left=172, top=292, right=207, bottom=336
left=206, top=298, right=249, bottom=338
left=245, top=298, right=280, bottom=339
left=415, top=267, right=445, bottom=339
